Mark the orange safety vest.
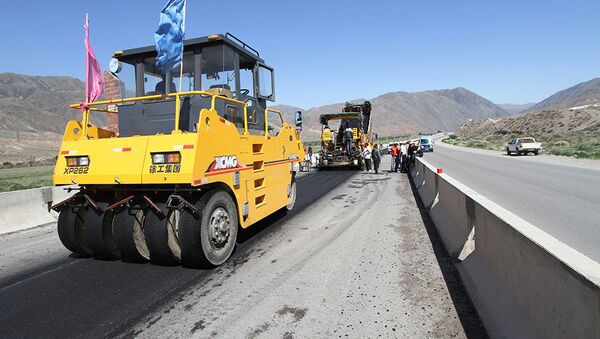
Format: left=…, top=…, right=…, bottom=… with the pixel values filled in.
left=390, top=146, right=399, bottom=157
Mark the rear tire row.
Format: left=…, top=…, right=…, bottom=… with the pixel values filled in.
left=57, top=190, right=238, bottom=268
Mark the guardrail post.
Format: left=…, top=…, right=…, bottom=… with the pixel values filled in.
left=426, top=172, right=439, bottom=210
left=458, top=196, right=476, bottom=261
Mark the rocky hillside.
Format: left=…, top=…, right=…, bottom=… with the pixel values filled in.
left=0, top=73, right=86, bottom=133
left=274, top=87, right=508, bottom=140
left=527, top=78, right=600, bottom=112
left=449, top=106, right=600, bottom=158
left=0, top=73, right=113, bottom=162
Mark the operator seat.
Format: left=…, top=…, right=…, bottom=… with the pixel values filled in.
left=206, top=84, right=234, bottom=99
left=155, top=80, right=177, bottom=94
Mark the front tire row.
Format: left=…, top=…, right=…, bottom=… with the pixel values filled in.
left=57, top=189, right=240, bottom=268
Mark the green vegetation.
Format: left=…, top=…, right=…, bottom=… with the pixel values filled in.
left=444, top=133, right=600, bottom=159
left=0, top=166, right=54, bottom=193
left=377, top=135, right=412, bottom=144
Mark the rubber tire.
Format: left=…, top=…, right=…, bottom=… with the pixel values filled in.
left=144, top=208, right=181, bottom=265
left=57, top=206, right=93, bottom=256
left=286, top=177, right=297, bottom=211
left=179, top=190, right=238, bottom=268
left=506, top=147, right=511, bottom=155
left=533, top=150, right=539, bottom=155
left=83, top=203, right=120, bottom=260
left=114, top=209, right=150, bottom=262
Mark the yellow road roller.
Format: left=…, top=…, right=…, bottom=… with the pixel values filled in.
left=52, top=33, right=305, bottom=267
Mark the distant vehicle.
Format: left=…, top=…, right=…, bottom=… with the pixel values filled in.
left=506, top=137, right=542, bottom=156
left=419, top=135, right=434, bottom=152
left=381, top=143, right=390, bottom=155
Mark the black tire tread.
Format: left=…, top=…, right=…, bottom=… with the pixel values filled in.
left=57, top=206, right=93, bottom=256
left=144, top=208, right=181, bottom=265
left=179, top=190, right=238, bottom=268
left=83, top=203, right=120, bottom=260
left=114, top=209, right=150, bottom=262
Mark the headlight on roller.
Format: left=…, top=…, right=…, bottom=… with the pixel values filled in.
left=66, top=156, right=90, bottom=167
left=152, top=153, right=166, bottom=164
left=78, top=156, right=89, bottom=166
left=151, top=152, right=180, bottom=164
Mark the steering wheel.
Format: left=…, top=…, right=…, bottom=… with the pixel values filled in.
left=239, top=89, right=250, bottom=96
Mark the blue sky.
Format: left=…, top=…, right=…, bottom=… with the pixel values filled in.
left=1, top=0, right=600, bottom=108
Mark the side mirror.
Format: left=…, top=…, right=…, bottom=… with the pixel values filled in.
left=295, top=111, right=302, bottom=131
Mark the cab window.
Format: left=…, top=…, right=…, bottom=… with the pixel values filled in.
left=258, top=65, right=274, bottom=99
left=201, top=45, right=237, bottom=97
left=169, top=52, right=195, bottom=92
left=267, top=110, right=283, bottom=136
left=141, top=58, right=167, bottom=95
left=115, top=61, right=136, bottom=98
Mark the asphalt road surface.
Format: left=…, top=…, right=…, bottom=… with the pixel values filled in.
left=424, top=141, right=600, bottom=262
left=0, top=162, right=486, bottom=338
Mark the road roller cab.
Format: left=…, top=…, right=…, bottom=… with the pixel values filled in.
left=53, top=33, right=305, bottom=267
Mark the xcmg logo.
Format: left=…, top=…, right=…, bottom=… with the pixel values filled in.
left=213, top=155, right=238, bottom=170
left=205, top=155, right=249, bottom=174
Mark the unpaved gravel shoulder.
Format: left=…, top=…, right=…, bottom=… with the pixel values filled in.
left=127, top=161, right=482, bottom=338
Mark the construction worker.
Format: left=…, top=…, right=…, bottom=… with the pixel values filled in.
left=372, top=143, right=381, bottom=174
left=400, top=142, right=408, bottom=173
left=390, top=143, right=399, bottom=172
left=344, top=123, right=354, bottom=154
left=408, top=142, right=418, bottom=168
left=363, top=143, right=372, bottom=172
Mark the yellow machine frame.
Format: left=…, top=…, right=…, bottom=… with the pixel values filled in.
left=54, top=91, right=305, bottom=228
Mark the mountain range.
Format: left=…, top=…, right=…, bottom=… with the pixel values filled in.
left=2, top=71, right=600, bottom=161
left=526, top=78, right=600, bottom=112
left=273, top=87, right=509, bottom=140
left=0, top=73, right=85, bottom=134
left=497, top=103, right=536, bottom=115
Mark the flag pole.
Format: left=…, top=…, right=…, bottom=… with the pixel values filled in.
left=83, top=13, right=90, bottom=137
left=178, top=0, right=186, bottom=92
left=174, top=0, right=186, bottom=133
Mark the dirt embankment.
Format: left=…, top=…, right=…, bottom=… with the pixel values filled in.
left=446, top=106, right=600, bottom=159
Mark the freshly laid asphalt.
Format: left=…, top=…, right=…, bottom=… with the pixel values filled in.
left=424, top=141, right=600, bottom=262
left=0, top=158, right=486, bottom=338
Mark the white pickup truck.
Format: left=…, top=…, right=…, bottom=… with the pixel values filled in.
left=506, top=137, right=542, bottom=156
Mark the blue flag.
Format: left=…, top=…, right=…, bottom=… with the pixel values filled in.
left=154, top=0, right=186, bottom=74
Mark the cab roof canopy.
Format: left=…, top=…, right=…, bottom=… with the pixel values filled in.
left=115, top=33, right=265, bottom=65
left=319, top=112, right=360, bottom=125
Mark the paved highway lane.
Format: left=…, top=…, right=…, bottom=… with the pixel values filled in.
left=424, top=141, right=600, bottom=262
left=0, top=164, right=485, bottom=338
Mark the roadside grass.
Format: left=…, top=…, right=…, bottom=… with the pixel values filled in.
left=0, top=166, right=54, bottom=193
left=444, top=134, right=600, bottom=160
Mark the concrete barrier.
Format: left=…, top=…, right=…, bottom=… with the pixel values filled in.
left=0, top=186, right=76, bottom=235
left=411, top=158, right=600, bottom=339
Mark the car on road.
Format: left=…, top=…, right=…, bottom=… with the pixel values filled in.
left=506, top=137, right=542, bottom=156
left=419, top=135, right=434, bottom=152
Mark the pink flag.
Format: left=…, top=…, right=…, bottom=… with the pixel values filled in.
left=82, top=14, right=103, bottom=110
